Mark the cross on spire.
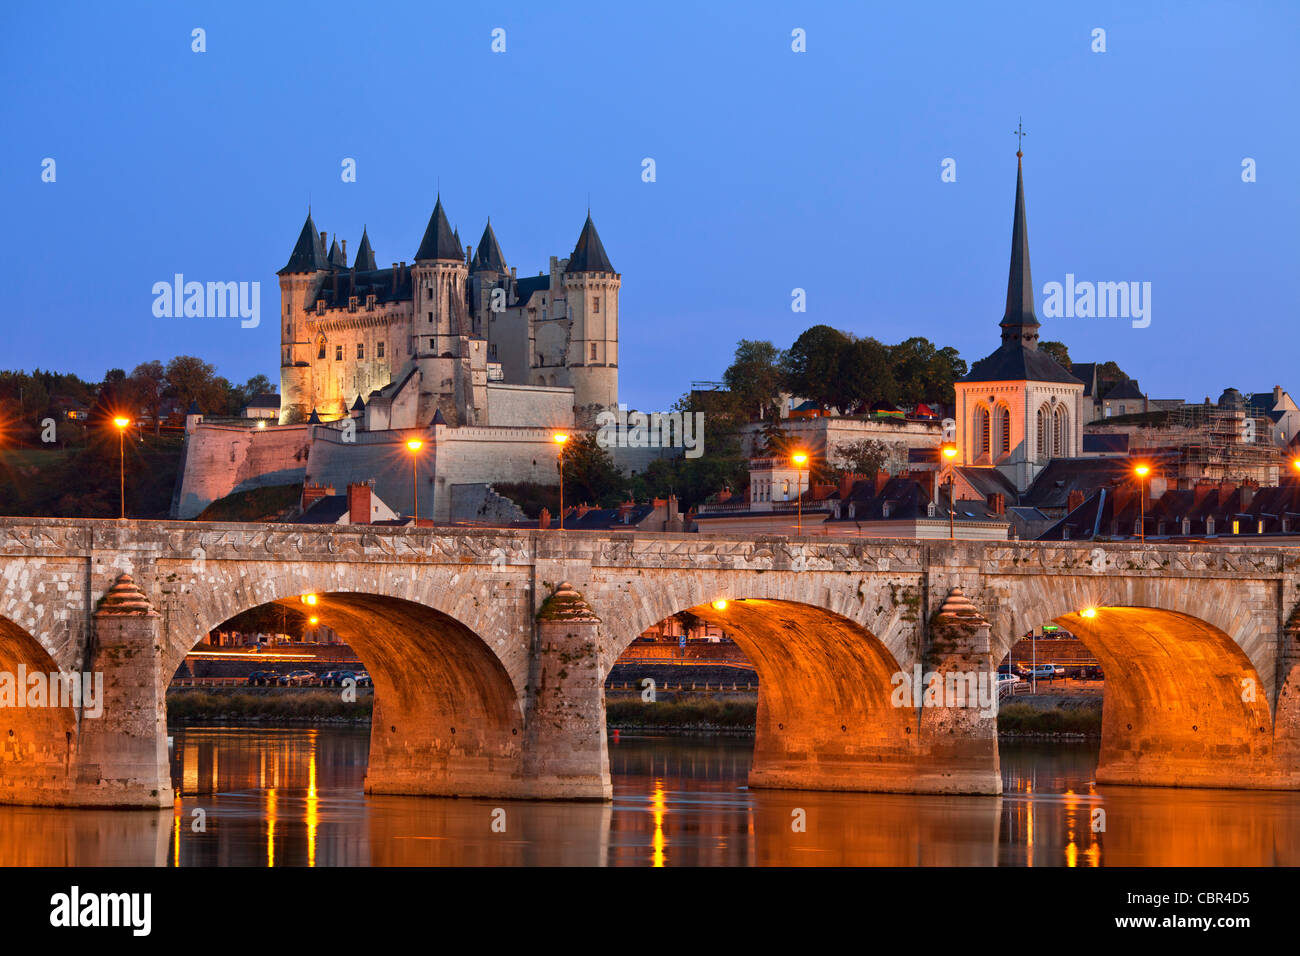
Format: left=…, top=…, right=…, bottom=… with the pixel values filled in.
left=1013, top=117, right=1026, bottom=157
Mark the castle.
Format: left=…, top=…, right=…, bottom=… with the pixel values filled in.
left=277, top=198, right=620, bottom=429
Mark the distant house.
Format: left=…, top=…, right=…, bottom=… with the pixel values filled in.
left=291, top=481, right=401, bottom=525
left=1244, top=386, right=1300, bottom=448
left=242, top=393, right=281, bottom=419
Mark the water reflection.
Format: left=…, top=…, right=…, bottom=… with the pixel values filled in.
left=0, top=727, right=1297, bottom=866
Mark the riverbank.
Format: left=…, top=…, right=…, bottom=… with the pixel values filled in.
left=165, top=686, right=1102, bottom=736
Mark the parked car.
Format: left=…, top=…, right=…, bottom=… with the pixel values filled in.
left=354, top=671, right=373, bottom=687
left=278, top=670, right=317, bottom=686
left=247, top=670, right=278, bottom=686
left=1024, top=663, right=1057, bottom=680
left=997, top=663, right=1029, bottom=679
left=321, top=669, right=356, bottom=686
left=996, top=673, right=1022, bottom=692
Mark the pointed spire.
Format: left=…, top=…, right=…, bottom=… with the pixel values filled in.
left=351, top=394, right=365, bottom=411
left=279, top=211, right=331, bottom=274
left=353, top=227, right=378, bottom=271
left=565, top=213, right=615, bottom=274
left=1000, top=152, right=1039, bottom=348
left=471, top=219, right=508, bottom=274
left=414, top=195, right=463, bottom=261
left=307, top=408, right=321, bottom=424
left=328, top=236, right=347, bottom=269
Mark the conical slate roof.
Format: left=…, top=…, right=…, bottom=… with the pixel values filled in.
left=279, top=212, right=330, bottom=274
left=328, top=237, right=347, bottom=269
left=307, top=408, right=322, bottom=424
left=1000, top=155, right=1038, bottom=342
left=414, top=196, right=464, bottom=261
left=353, top=228, right=378, bottom=271
left=351, top=394, right=365, bottom=411
left=470, top=219, right=508, bottom=274
left=565, top=213, right=615, bottom=274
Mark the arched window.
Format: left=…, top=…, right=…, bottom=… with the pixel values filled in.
left=1053, top=406, right=1068, bottom=457
left=974, top=405, right=991, bottom=459
left=317, top=336, right=327, bottom=361
left=996, top=405, right=1011, bottom=457
left=1036, top=405, right=1051, bottom=459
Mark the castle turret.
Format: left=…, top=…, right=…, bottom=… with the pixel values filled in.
left=562, top=212, right=620, bottom=423
left=353, top=227, right=378, bottom=271
left=278, top=211, right=331, bottom=424
left=411, top=195, right=469, bottom=360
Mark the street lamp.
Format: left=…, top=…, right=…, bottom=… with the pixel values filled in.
left=791, top=452, right=808, bottom=534
left=1134, top=462, right=1151, bottom=543
left=112, top=417, right=131, bottom=519
left=711, top=599, right=728, bottom=611
left=553, top=432, right=570, bottom=530
left=941, top=442, right=958, bottom=540
left=406, top=438, right=424, bottom=524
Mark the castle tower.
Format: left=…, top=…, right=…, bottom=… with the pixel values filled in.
left=562, top=212, right=620, bottom=423
left=278, top=211, right=331, bottom=424
left=411, top=195, right=469, bottom=360
left=469, top=218, right=508, bottom=338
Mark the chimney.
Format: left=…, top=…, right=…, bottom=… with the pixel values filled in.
left=392, top=264, right=398, bottom=294
left=320, top=231, right=327, bottom=252
left=538, top=507, right=551, bottom=530
left=839, top=471, right=859, bottom=501
left=1240, top=480, right=1257, bottom=510
left=617, top=501, right=635, bottom=523
left=347, top=482, right=372, bottom=525
left=510, top=266, right=517, bottom=280
left=466, top=244, right=472, bottom=264
left=987, top=492, right=1006, bottom=515
left=341, top=239, right=347, bottom=263
left=1067, top=489, right=1086, bottom=513
left=875, top=470, right=890, bottom=496
left=717, top=488, right=732, bottom=504
left=302, top=483, right=334, bottom=511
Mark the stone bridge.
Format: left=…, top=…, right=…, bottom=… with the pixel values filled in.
left=1, top=517, right=1298, bottom=807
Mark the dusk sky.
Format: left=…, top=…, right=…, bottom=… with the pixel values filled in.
left=3, top=0, right=1296, bottom=412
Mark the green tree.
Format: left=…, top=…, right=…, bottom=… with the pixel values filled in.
left=830, top=438, right=893, bottom=478
left=781, top=325, right=851, bottom=410
left=723, top=339, right=784, bottom=422
left=1039, top=340, right=1072, bottom=371
left=560, top=432, right=625, bottom=507
left=165, top=355, right=227, bottom=414
left=127, top=361, right=167, bottom=433
left=837, top=336, right=897, bottom=413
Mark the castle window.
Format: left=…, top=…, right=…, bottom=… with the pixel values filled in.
left=429, top=338, right=435, bottom=351
left=366, top=294, right=376, bottom=311
left=317, top=339, right=326, bottom=360
left=428, top=312, right=433, bottom=323
left=593, top=296, right=600, bottom=314
left=357, top=343, right=365, bottom=360
left=377, top=341, right=385, bottom=359
left=316, top=300, right=325, bottom=315
left=348, top=296, right=358, bottom=313
left=335, top=345, right=343, bottom=361
left=488, top=344, right=497, bottom=359
left=590, top=343, right=597, bottom=361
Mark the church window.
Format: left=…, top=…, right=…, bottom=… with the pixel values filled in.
left=1053, top=406, right=1068, bottom=457
left=1036, top=405, right=1051, bottom=459
left=974, top=405, right=991, bottom=459
left=996, top=406, right=1011, bottom=456
left=377, top=341, right=385, bottom=359
left=335, top=345, right=343, bottom=361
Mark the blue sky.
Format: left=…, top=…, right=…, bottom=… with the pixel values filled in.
left=2, top=0, right=1296, bottom=411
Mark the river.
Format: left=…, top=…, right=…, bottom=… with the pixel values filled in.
left=1, top=726, right=1296, bottom=866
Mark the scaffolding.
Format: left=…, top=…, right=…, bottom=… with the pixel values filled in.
left=1128, top=404, right=1281, bottom=485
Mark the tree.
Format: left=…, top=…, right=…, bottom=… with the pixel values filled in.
left=560, top=432, right=625, bottom=507
left=1039, top=340, right=1072, bottom=372
left=830, top=438, right=893, bottom=478
left=722, top=340, right=783, bottom=421
left=165, top=355, right=226, bottom=414
left=127, top=361, right=167, bottom=433
left=781, top=325, right=851, bottom=411
left=837, top=336, right=897, bottom=413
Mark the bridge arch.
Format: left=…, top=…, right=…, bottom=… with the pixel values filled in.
left=168, top=564, right=532, bottom=798
left=598, top=570, right=989, bottom=792
left=0, top=614, right=78, bottom=805
left=991, top=575, right=1282, bottom=789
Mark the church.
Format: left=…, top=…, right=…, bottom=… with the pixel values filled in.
left=277, top=198, right=620, bottom=429
left=952, top=149, right=1085, bottom=493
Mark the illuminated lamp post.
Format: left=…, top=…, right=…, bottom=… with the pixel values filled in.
left=113, top=417, right=131, bottom=519
left=553, top=432, right=570, bottom=530
left=941, top=442, right=958, bottom=539
left=1134, top=463, right=1151, bottom=543
left=406, top=438, right=424, bottom=524
left=791, top=452, right=809, bottom=534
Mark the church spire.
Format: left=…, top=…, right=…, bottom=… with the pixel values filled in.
left=1000, top=137, right=1039, bottom=349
